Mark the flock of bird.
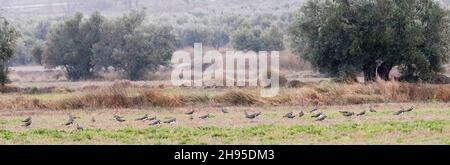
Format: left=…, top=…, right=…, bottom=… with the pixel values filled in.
left=19, top=106, right=415, bottom=129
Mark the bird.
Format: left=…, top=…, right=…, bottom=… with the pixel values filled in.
left=311, top=112, right=323, bottom=118
left=22, top=116, right=32, bottom=123
left=147, top=116, right=157, bottom=121
left=298, top=111, right=304, bottom=117
left=22, top=120, right=32, bottom=127
left=149, top=119, right=161, bottom=126
left=339, top=111, right=355, bottom=117
left=394, top=109, right=405, bottom=115
left=113, top=115, right=126, bottom=122
left=163, top=118, right=176, bottom=124
left=184, top=109, right=195, bottom=115
left=369, top=106, right=377, bottom=112
left=136, top=114, right=149, bottom=121
left=283, top=112, right=295, bottom=119
left=315, top=115, right=327, bottom=121
left=220, top=107, right=229, bottom=113
left=76, top=124, right=84, bottom=131
left=356, top=110, right=366, bottom=116
left=309, top=106, right=318, bottom=113
left=245, top=111, right=261, bottom=119
left=199, top=114, right=210, bottom=119
left=65, top=114, right=74, bottom=126
left=404, top=106, right=415, bottom=112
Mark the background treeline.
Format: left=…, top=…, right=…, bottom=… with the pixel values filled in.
left=4, top=0, right=303, bottom=66
left=43, top=10, right=176, bottom=81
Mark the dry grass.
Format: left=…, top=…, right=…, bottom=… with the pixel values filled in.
left=2, top=80, right=450, bottom=110
left=215, top=89, right=264, bottom=106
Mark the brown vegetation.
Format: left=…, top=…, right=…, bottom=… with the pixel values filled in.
left=1, top=80, right=450, bottom=110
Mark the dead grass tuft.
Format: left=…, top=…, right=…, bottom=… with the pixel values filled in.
left=141, top=90, right=183, bottom=107
left=216, top=89, right=263, bottom=106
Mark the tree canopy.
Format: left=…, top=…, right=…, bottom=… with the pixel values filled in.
left=43, top=10, right=177, bottom=81
left=289, top=0, right=450, bottom=82
left=0, top=16, right=19, bottom=85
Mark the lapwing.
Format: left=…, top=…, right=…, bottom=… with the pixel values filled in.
left=309, top=106, right=318, bottom=113
left=315, top=115, right=327, bottom=121
left=184, top=109, right=195, bottom=115
left=245, top=111, right=260, bottom=119
left=369, top=106, right=377, bottom=112
left=149, top=119, right=161, bottom=126
left=404, top=106, right=415, bottom=112
left=199, top=114, right=210, bottom=119
left=298, top=111, right=304, bottom=117
left=22, top=116, right=32, bottom=123
left=163, top=118, right=176, bottom=124
left=283, top=112, right=295, bottom=119
left=220, top=107, right=229, bottom=113
left=136, top=114, right=149, bottom=121
left=114, top=115, right=126, bottom=122
left=356, top=110, right=366, bottom=116
left=394, top=109, right=405, bottom=115
left=22, top=120, right=32, bottom=127
left=76, top=124, right=84, bottom=131
left=65, top=114, right=74, bottom=126
left=311, top=112, right=323, bottom=118
left=339, top=111, right=355, bottom=117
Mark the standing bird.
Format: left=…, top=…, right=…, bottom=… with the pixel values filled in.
left=220, top=107, right=229, bottom=113
left=283, top=112, right=295, bottom=119
left=113, top=115, right=126, bottom=122
left=369, top=106, right=377, bottom=112
left=65, top=114, right=74, bottom=126
left=356, top=110, right=366, bottom=116
left=244, top=111, right=260, bottom=119
left=149, top=119, right=161, bottom=126
left=309, top=106, right=318, bottom=113
left=394, top=109, right=405, bottom=115
left=22, top=119, right=32, bottom=127
left=22, top=116, right=32, bottom=123
left=298, top=111, right=304, bottom=117
left=76, top=124, right=84, bottom=131
left=199, top=114, right=210, bottom=119
left=184, top=109, right=195, bottom=115
left=315, top=115, right=327, bottom=121
left=404, top=106, right=415, bottom=112
left=163, top=118, right=176, bottom=124
left=339, top=111, right=355, bottom=117
left=311, top=112, right=323, bottom=118
left=136, top=114, right=149, bottom=121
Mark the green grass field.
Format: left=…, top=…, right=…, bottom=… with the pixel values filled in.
left=0, top=104, right=449, bottom=144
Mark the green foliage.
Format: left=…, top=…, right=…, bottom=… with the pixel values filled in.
left=92, top=10, right=177, bottom=80
left=289, top=0, right=450, bottom=82
left=232, top=23, right=285, bottom=52
left=0, top=16, right=19, bottom=85
left=44, top=12, right=105, bottom=80
left=31, top=41, right=44, bottom=65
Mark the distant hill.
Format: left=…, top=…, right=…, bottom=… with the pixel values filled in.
left=0, top=0, right=305, bottom=22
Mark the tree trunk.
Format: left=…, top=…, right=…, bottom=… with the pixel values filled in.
left=363, top=64, right=376, bottom=82
left=364, top=62, right=394, bottom=82
left=377, top=63, right=393, bottom=81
